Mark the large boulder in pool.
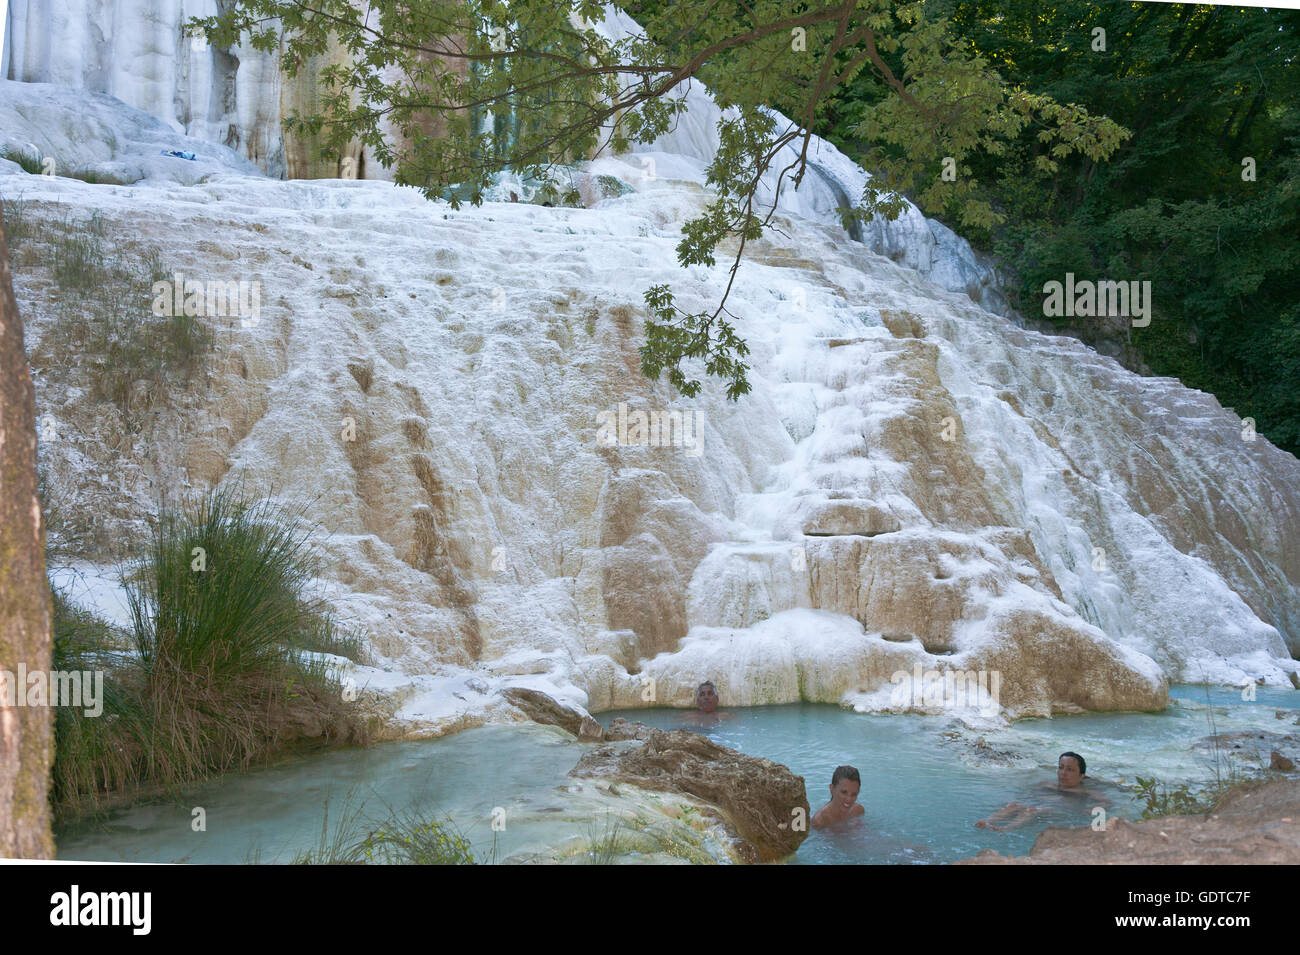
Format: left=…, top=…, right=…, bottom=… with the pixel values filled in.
left=571, top=729, right=810, bottom=862
left=501, top=686, right=605, bottom=740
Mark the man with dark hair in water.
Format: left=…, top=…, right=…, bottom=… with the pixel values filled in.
left=975, top=751, right=1101, bottom=831
left=812, top=765, right=866, bottom=827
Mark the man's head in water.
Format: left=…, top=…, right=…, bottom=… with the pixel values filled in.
left=696, top=681, right=719, bottom=713
left=1058, top=752, right=1086, bottom=788
left=829, top=765, right=861, bottom=811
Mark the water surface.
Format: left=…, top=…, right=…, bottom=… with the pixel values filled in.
left=56, top=685, right=1299, bottom=864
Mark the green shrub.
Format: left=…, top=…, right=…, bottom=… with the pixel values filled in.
left=49, top=587, right=152, bottom=817
left=1, top=146, right=44, bottom=175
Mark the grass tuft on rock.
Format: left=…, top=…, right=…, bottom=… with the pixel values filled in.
left=51, top=489, right=372, bottom=820
left=1, top=145, right=44, bottom=175
left=289, top=792, right=477, bottom=865
left=14, top=205, right=211, bottom=423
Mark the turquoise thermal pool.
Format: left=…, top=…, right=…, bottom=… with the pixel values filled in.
left=56, top=685, right=1300, bottom=864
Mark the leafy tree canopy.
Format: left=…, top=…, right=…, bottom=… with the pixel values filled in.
left=195, top=0, right=1126, bottom=400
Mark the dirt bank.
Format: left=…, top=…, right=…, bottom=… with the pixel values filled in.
left=959, top=777, right=1300, bottom=864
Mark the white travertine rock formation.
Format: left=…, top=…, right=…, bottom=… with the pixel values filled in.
left=5, top=0, right=291, bottom=174
left=10, top=114, right=1296, bottom=735
left=6, top=9, right=1297, bottom=736
left=0, top=79, right=259, bottom=183
left=4, top=2, right=1009, bottom=310
left=3, top=0, right=379, bottom=179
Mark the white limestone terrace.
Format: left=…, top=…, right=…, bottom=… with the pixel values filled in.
left=4, top=46, right=1298, bottom=740
left=5, top=0, right=290, bottom=176
left=0, top=80, right=260, bottom=185
left=3, top=1, right=1010, bottom=315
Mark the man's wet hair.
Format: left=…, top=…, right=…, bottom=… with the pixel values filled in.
left=697, top=681, right=716, bottom=695
left=831, top=765, right=861, bottom=786
left=1059, top=751, right=1086, bottom=775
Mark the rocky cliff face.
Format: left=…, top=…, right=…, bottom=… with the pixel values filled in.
left=4, top=8, right=1298, bottom=737
left=6, top=0, right=286, bottom=173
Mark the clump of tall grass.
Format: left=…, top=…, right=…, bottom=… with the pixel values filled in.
left=1, top=145, right=44, bottom=175
left=130, top=490, right=322, bottom=678
left=1132, top=680, right=1263, bottom=820
left=50, top=489, right=370, bottom=820
left=2, top=196, right=33, bottom=250
left=290, top=792, right=477, bottom=865
left=356, top=804, right=477, bottom=865
left=125, top=488, right=367, bottom=782
left=50, top=210, right=109, bottom=292
left=584, top=813, right=630, bottom=864
left=49, top=587, right=151, bottom=816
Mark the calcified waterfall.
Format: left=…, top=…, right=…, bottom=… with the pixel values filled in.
left=2, top=2, right=1010, bottom=312
left=4, top=8, right=1299, bottom=740
left=3, top=0, right=395, bottom=179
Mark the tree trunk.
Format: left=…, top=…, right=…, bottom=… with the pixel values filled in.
left=0, top=201, right=54, bottom=859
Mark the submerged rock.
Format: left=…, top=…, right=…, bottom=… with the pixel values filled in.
left=571, top=729, right=810, bottom=862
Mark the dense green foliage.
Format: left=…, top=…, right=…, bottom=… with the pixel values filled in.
left=196, top=0, right=1122, bottom=401
left=827, top=1, right=1298, bottom=455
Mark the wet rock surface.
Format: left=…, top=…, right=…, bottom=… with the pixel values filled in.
left=605, top=718, right=654, bottom=741
left=571, top=728, right=810, bottom=862
left=501, top=687, right=602, bottom=740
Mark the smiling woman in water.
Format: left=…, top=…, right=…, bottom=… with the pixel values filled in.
left=812, top=766, right=866, bottom=828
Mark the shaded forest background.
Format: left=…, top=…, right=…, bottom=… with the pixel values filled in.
left=626, top=0, right=1300, bottom=456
